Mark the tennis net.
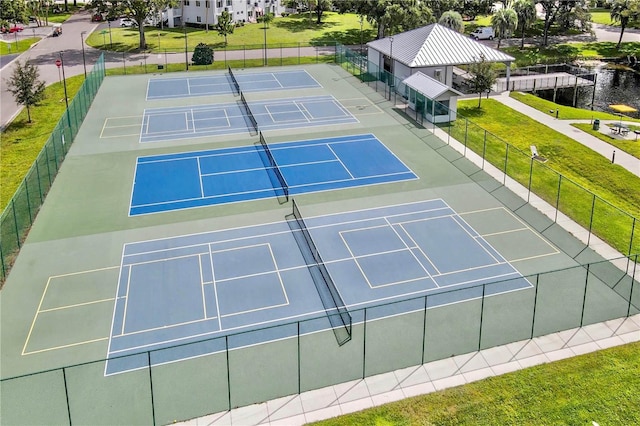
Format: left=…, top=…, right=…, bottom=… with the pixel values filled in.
left=258, top=132, right=289, bottom=202
left=288, top=200, right=352, bottom=346
left=228, top=66, right=240, bottom=94
left=240, top=91, right=258, bottom=133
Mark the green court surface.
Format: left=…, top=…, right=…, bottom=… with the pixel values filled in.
left=1, top=64, right=638, bottom=425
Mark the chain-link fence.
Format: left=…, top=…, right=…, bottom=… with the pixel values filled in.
left=105, top=42, right=339, bottom=76
left=0, top=54, right=106, bottom=283
left=1, top=254, right=638, bottom=425
left=335, top=44, right=640, bottom=258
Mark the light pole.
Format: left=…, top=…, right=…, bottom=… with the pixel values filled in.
left=389, top=36, right=394, bottom=101
left=359, top=15, right=363, bottom=54
left=80, top=31, right=87, bottom=78
left=108, top=20, right=113, bottom=48
left=59, top=51, right=71, bottom=128
left=263, top=17, right=267, bottom=67
left=184, top=26, right=189, bottom=70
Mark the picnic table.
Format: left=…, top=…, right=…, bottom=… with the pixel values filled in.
left=610, top=123, right=630, bottom=136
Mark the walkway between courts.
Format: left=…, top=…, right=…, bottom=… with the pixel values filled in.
left=492, top=92, right=640, bottom=178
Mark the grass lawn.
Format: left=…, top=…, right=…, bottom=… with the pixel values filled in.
left=311, top=342, right=640, bottom=425
left=591, top=8, right=615, bottom=25
left=45, top=5, right=84, bottom=24
left=86, top=12, right=375, bottom=52
left=0, top=38, right=40, bottom=55
left=503, top=41, right=640, bottom=66
left=448, top=99, right=640, bottom=255
left=0, top=75, right=85, bottom=209
left=509, top=91, right=640, bottom=122
left=572, top=123, right=640, bottom=160
left=106, top=54, right=334, bottom=75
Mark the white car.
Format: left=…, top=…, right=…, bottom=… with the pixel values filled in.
left=470, top=27, right=495, bottom=40
left=120, top=18, right=137, bottom=27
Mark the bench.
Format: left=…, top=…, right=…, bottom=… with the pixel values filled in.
left=530, top=145, right=548, bottom=163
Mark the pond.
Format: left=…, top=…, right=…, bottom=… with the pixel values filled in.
left=536, top=65, right=640, bottom=119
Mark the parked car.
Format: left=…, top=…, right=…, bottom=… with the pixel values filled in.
left=1, top=25, right=24, bottom=33
left=470, top=27, right=494, bottom=40
left=120, top=18, right=137, bottom=27
left=91, top=14, right=104, bottom=22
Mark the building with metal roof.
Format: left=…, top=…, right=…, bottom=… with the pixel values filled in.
left=366, top=23, right=514, bottom=123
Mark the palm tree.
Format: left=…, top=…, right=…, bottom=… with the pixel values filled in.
left=438, top=10, right=464, bottom=33
left=491, top=7, right=518, bottom=49
left=610, top=0, right=640, bottom=49
left=512, top=0, right=536, bottom=49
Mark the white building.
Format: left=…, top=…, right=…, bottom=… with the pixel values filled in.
left=366, top=23, right=514, bottom=122
left=164, top=0, right=284, bottom=28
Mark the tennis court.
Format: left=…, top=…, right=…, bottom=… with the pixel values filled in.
left=107, top=199, right=531, bottom=375
left=146, top=69, right=321, bottom=100
left=129, top=133, right=417, bottom=215
left=139, top=95, right=357, bottom=143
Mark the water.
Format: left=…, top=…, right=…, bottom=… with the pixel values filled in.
left=537, top=66, right=640, bottom=119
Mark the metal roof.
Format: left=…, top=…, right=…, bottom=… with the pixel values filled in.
left=367, top=23, right=515, bottom=67
left=403, top=72, right=462, bottom=98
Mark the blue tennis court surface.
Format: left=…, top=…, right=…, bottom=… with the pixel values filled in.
left=139, top=95, right=357, bottom=143
left=146, top=69, right=321, bottom=100
left=129, top=133, right=416, bottom=215
left=106, top=199, right=531, bottom=375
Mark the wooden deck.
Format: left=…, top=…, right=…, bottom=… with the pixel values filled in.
left=495, top=72, right=595, bottom=92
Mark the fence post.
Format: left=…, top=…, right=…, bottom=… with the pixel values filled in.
left=297, top=321, right=301, bottom=394
left=587, top=194, right=596, bottom=246
left=627, top=254, right=638, bottom=317
left=225, top=335, right=231, bottom=410
left=530, top=274, right=540, bottom=338
left=147, top=352, right=156, bottom=426
left=627, top=218, right=636, bottom=258
left=478, top=284, right=486, bottom=351
left=580, top=264, right=590, bottom=327
left=482, top=130, right=487, bottom=169
left=554, top=175, right=562, bottom=222
left=24, top=178, right=32, bottom=223
left=503, top=144, right=509, bottom=185
left=62, top=367, right=72, bottom=425
left=11, top=200, right=21, bottom=249
left=527, top=158, right=534, bottom=203
left=362, top=308, right=367, bottom=379
left=421, top=295, right=427, bottom=364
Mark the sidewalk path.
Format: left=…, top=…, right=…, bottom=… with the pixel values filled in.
left=492, top=92, right=640, bottom=178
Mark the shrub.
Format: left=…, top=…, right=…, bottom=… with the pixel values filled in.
left=192, top=43, right=214, bottom=65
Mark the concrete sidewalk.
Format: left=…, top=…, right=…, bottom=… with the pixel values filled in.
left=492, top=92, right=640, bottom=177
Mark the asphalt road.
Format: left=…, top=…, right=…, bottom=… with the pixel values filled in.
left=1, top=10, right=639, bottom=129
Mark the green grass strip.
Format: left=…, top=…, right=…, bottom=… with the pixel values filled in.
left=449, top=99, right=640, bottom=255
left=0, top=38, right=40, bottom=55
left=311, top=342, right=640, bottom=425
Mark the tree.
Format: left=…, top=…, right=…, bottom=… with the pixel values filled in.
left=424, top=0, right=461, bottom=20
left=512, top=0, right=536, bottom=49
left=6, top=60, right=46, bottom=123
left=90, top=0, right=152, bottom=50
left=611, top=0, right=640, bottom=49
left=467, top=55, right=495, bottom=108
left=215, top=10, right=234, bottom=45
left=538, top=0, right=561, bottom=46
left=491, top=7, right=518, bottom=49
left=1, top=0, right=29, bottom=26
left=258, top=11, right=274, bottom=28
left=150, top=0, right=179, bottom=30
left=348, top=0, right=434, bottom=39
left=310, top=0, right=332, bottom=24
left=438, top=10, right=464, bottom=32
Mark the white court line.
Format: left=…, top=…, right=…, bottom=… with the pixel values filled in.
left=458, top=206, right=560, bottom=258
left=196, top=157, right=205, bottom=198
left=199, top=254, right=207, bottom=318
left=431, top=261, right=511, bottom=278
left=24, top=337, right=110, bottom=356
left=398, top=222, right=442, bottom=276
left=325, top=144, right=354, bottom=179
left=22, top=265, right=120, bottom=356
left=121, top=266, right=133, bottom=335
left=39, top=297, right=115, bottom=313
left=105, top=246, right=128, bottom=376
left=295, top=101, right=313, bottom=122
left=449, top=215, right=502, bottom=264
left=209, top=243, right=223, bottom=331
left=186, top=77, right=192, bottom=95
left=128, top=203, right=451, bottom=258
left=114, top=316, right=219, bottom=340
